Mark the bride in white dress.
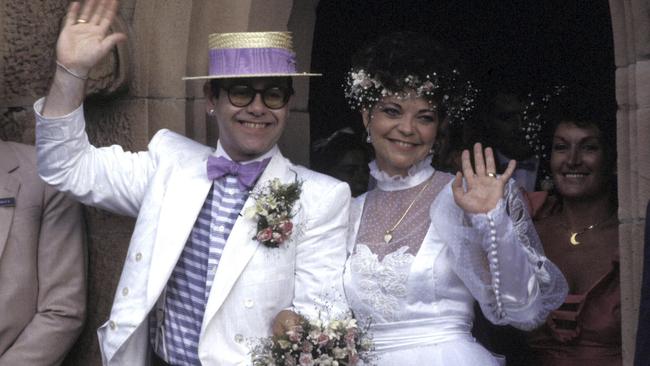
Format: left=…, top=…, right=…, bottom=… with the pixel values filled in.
left=342, top=32, right=568, bottom=365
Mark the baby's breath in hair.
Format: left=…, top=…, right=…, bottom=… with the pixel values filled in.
left=521, top=85, right=567, bottom=159
left=343, top=68, right=478, bottom=126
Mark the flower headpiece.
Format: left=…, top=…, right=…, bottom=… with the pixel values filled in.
left=343, top=68, right=479, bottom=125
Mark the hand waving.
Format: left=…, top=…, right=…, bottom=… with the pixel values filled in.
left=56, top=0, right=126, bottom=77
left=451, top=143, right=516, bottom=214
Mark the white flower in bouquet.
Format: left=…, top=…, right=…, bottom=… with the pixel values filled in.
left=249, top=312, right=374, bottom=366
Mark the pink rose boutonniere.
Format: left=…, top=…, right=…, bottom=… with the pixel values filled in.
left=245, top=177, right=302, bottom=248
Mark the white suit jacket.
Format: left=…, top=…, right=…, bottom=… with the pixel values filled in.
left=34, top=100, right=350, bottom=366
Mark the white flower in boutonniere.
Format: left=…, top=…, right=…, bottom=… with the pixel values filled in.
left=244, top=176, right=302, bottom=248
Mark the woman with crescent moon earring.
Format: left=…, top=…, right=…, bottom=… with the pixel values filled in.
left=523, top=86, right=621, bottom=366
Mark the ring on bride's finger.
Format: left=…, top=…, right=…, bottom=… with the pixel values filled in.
left=76, top=18, right=88, bottom=24
left=487, top=172, right=497, bottom=178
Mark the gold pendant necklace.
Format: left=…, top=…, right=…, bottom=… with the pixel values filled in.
left=568, top=213, right=617, bottom=246
left=383, top=174, right=434, bottom=244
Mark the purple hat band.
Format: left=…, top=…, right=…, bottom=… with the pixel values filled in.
left=209, top=47, right=297, bottom=76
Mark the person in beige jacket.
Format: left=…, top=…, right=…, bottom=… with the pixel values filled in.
left=0, top=139, right=86, bottom=365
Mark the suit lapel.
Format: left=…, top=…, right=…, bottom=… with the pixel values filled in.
left=202, top=151, right=293, bottom=327
left=146, top=157, right=214, bottom=302
left=0, top=143, right=18, bottom=261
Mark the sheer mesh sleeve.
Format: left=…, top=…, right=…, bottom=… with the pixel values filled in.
left=430, top=180, right=568, bottom=330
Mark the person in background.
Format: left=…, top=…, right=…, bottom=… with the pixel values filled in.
left=311, top=127, right=370, bottom=197
left=0, top=139, right=86, bottom=365
left=526, top=86, right=620, bottom=365
left=34, top=1, right=349, bottom=364
left=475, top=86, right=540, bottom=191
left=340, top=31, right=567, bottom=365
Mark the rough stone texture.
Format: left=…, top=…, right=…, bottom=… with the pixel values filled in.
left=0, top=107, right=31, bottom=143
left=0, top=0, right=65, bottom=106
left=609, top=1, right=650, bottom=364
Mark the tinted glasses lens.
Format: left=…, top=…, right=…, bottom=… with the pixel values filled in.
left=227, top=85, right=255, bottom=107
left=262, top=87, right=289, bottom=109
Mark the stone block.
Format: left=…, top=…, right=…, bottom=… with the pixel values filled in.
left=632, top=0, right=650, bottom=59
left=636, top=60, right=650, bottom=108
left=615, top=67, right=630, bottom=107
left=147, top=98, right=188, bottom=138
left=279, top=111, right=310, bottom=167
left=84, top=98, right=149, bottom=151
left=249, top=0, right=292, bottom=31
left=618, top=108, right=633, bottom=220
left=187, top=97, right=210, bottom=145
left=609, top=0, right=630, bottom=67
left=620, top=220, right=646, bottom=366
left=131, top=1, right=193, bottom=99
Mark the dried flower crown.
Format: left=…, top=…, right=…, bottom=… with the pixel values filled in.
left=343, top=68, right=479, bottom=125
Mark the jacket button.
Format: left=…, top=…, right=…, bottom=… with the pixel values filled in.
left=122, top=287, right=129, bottom=296
left=244, top=299, right=254, bottom=308
left=135, top=253, right=143, bottom=261
left=109, top=321, right=117, bottom=330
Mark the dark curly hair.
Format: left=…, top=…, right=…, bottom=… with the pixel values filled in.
left=345, top=31, right=474, bottom=124
left=539, top=85, right=618, bottom=194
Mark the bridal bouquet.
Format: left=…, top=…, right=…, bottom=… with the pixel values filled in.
left=250, top=315, right=374, bottom=366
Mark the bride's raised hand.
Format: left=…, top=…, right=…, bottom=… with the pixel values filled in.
left=451, top=143, right=516, bottom=214
left=56, top=0, right=126, bottom=78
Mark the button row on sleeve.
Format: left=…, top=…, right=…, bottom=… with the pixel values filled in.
left=487, top=217, right=505, bottom=319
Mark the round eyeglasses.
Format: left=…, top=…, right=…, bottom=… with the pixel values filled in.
left=226, top=84, right=292, bottom=109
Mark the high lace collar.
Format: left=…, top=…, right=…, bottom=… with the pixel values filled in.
left=369, top=156, right=435, bottom=191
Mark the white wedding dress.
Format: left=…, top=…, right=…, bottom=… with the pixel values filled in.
left=343, top=158, right=567, bottom=365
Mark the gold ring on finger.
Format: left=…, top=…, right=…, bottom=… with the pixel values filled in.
left=487, top=172, right=497, bottom=178
left=77, top=18, right=88, bottom=24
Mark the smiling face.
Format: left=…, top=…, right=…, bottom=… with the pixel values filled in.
left=207, top=77, right=291, bottom=162
left=550, top=121, right=610, bottom=199
left=362, top=94, right=439, bottom=177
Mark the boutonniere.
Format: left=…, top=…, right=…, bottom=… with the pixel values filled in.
left=244, top=176, right=302, bottom=248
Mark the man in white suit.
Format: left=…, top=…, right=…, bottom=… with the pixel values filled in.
left=35, top=1, right=350, bottom=365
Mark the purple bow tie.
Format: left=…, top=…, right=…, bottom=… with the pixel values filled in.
left=206, top=156, right=270, bottom=190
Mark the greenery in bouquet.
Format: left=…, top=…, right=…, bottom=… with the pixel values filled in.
left=244, top=176, right=302, bottom=248
left=250, top=315, right=374, bottom=366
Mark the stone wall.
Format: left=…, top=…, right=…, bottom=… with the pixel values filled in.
left=609, top=0, right=650, bottom=363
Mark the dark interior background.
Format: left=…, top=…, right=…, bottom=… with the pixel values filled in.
left=308, top=0, right=615, bottom=144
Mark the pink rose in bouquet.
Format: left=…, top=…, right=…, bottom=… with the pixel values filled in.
left=249, top=313, right=373, bottom=365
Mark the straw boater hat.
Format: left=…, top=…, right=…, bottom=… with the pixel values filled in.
left=182, top=31, right=320, bottom=80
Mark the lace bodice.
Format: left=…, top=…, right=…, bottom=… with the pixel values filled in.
left=356, top=164, right=451, bottom=260
left=344, top=159, right=568, bottom=345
